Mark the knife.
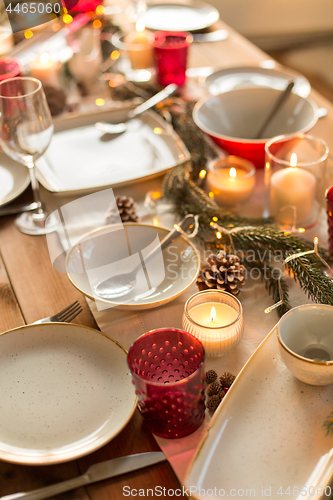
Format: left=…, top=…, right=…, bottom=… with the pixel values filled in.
left=0, top=451, right=166, bottom=500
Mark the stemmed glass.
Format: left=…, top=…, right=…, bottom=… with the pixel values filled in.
left=0, top=77, right=54, bottom=235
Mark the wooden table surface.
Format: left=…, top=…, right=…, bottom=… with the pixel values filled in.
left=1, top=12, right=333, bottom=500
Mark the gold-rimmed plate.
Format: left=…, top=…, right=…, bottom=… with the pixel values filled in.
left=0, top=323, right=136, bottom=464
left=184, top=326, right=333, bottom=498
left=66, top=223, right=200, bottom=310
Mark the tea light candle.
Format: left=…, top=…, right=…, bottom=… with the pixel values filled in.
left=270, top=153, right=316, bottom=226
left=124, top=20, right=153, bottom=70
left=182, top=290, right=243, bottom=357
left=29, top=53, right=60, bottom=87
left=206, top=156, right=256, bottom=207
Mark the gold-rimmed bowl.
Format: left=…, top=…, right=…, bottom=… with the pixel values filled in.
left=277, top=304, right=333, bottom=386
left=66, top=223, right=200, bottom=310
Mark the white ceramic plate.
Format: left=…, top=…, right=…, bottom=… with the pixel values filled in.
left=203, top=66, right=311, bottom=98
left=36, top=109, right=190, bottom=195
left=0, top=323, right=136, bottom=464
left=185, top=326, right=333, bottom=499
left=0, top=153, right=30, bottom=207
left=66, top=223, right=200, bottom=310
left=142, top=0, right=219, bottom=32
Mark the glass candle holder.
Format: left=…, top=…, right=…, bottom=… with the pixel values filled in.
left=206, top=155, right=256, bottom=207
left=182, top=290, right=243, bottom=357
left=112, top=30, right=154, bottom=82
left=127, top=328, right=205, bottom=438
left=326, top=185, right=333, bottom=253
left=151, top=31, right=192, bottom=86
left=265, top=134, right=329, bottom=230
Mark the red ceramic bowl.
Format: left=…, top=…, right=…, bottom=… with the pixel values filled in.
left=193, top=87, right=318, bottom=168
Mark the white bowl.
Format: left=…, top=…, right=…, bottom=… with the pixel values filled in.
left=193, top=87, right=318, bottom=168
left=277, top=304, right=333, bottom=386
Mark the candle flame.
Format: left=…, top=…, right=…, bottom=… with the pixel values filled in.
left=229, top=167, right=237, bottom=179
left=290, top=153, right=297, bottom=167
left=210, top=306, right=216, bottom=323
left=40, top=53, right=50, bottom=64
left=136, top=19, right=145, bottom=31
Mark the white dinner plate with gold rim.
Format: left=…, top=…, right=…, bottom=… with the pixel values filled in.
left=35, top=108, right=190, bottom=195
left=184, top=325, right=333, bottom=499
left=0, top=152, right=30, bottom=208
left=142, top=0, right=219, bottom=32
left=66, top=223, right=200, bottom=310
left=0, top=323, right=136, bottom=465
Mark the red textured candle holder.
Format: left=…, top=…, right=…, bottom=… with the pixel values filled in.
left=151, top=31, right=192, bottom=86
left=127, top=328, right=205, bottom=438
left=326, top=185, right=333, bottom=253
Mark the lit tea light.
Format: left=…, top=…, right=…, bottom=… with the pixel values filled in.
left=124, top=20, right=154, bottom=70
left=206, top=156, right=256, bottom=207
left=182, top=291, right=243, bottom=356
left=270, top=152, right=316, bottom=226
left=29, top=52, right=60, bottom=86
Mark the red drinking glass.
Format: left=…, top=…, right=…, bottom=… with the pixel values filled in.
left=326, top=185, right=333, bottom=253
left=0, top=58, right=20, bottom=82
left=127, top=328, right=205, bottom=438
left=151, top=31, right=192, bottom=86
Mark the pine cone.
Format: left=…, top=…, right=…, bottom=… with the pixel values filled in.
left=196, top=250, right=245, bottom=296
left=206, top=381, right=220, bottom=397
left=43, top=86, right=67, bottom=116
left=105, top=196, right=139, bottom=224
left=220, top=372, right=236, bottom=388
left=206, top=395, right=220, bottom=412
left=205, top=369, right=218, bottom=384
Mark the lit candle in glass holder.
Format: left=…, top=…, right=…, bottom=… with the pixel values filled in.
left=29, top=53, right=60, bottom=87
left=206, top=156, right=256, bottom=207
left=124, top=20, right=154, bottom=70
left=270, top=152, right=316, bottom=226
left=182, top=290, right=243, bottom=357
left=265, top=134, right=328, bottom=229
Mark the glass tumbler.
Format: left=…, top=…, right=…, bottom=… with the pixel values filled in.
left=127, top=328, right=205, bottom=438
left=151, top=31, right=192, bottom=86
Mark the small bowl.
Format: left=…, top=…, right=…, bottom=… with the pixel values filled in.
left=193, top=87, right=318, bottom=168
left=277, top=304, right=333, bottom=386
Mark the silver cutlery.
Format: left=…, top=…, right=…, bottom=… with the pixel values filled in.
left=192, top=29, right=229, bottom=43
left=95, top=83, right=177, bottom=134
left=0, top=202, right=39, bottom=217
left=0, top=451, right=166, bottom=500
left=33, top=300, right=83, bottom=324
left=255, top=80, right=295, bottom=139
left=95, top=214, right=195, bottom=300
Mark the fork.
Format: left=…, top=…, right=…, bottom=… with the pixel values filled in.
left=33, top=301, right=83, bottom=324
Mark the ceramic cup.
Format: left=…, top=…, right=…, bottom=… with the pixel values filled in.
left=277, top=304, right=333, bottom=386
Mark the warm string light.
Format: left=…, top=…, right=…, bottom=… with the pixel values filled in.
left=211, top=222, right=256, bottom=253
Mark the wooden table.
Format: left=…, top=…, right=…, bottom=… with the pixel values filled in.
left=1, top=14, right=333, bottom=500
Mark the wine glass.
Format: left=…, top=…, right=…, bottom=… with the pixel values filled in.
left=0, top=77, right=55, bottom=235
